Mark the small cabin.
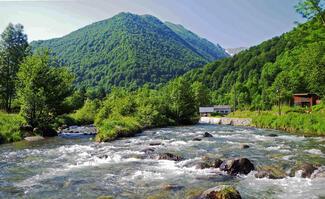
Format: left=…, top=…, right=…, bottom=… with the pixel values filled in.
left=199, top=105, right=231, bottom=116
left=293, top=93, right=320, bottom=107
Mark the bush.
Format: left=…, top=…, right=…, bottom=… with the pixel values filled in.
left=95, top=115, right=141, bottom=142
left=0, top=111, right=26, bottom=143
left=70, top=99, right=101, bottom=125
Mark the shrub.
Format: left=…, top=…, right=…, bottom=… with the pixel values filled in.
left=70, top=99, right=101, bottom=125
left=0, top=111, right=26, bottom=143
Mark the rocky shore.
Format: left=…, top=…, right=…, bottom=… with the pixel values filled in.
left=199, top=117, right=252, bottom=126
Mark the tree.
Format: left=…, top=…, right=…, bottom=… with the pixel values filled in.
left=17, top=51, right=73, bottom=128
left=166, top=77, right=196, bottom=124
left=0, top=23, right=29, bottom=112
left=191, top=81, right=210, bottom=110
left=296, top=0, right=325, bottom=26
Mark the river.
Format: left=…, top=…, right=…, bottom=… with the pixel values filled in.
left=0, top=124, right=324, bottom=198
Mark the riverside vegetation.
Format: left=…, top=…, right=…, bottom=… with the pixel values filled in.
left=0, top=0, right=325, bottom=144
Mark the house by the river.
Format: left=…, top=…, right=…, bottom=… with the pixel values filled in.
left=199, top=105, right=231, bottom=116
left=293, top=93, right=320, bottom=107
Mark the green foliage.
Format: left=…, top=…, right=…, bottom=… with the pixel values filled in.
left=165, top=21, right=229, bottom=61
left=94, top=77, right=203, bottom=142
left=183, top=17, right=325, bottom=110
left=165, top=77, right=197, bottom=124
left=17, top=50, right=74, bottom=128
left=0, top=111, right=25, bottom=143
left=232, top=105, right=325, bottom=136
left=0, top=23, right=29, bottom=112
left=70, top=99, right=101, bottom=125
left=61, top=91, right=86, bottom=114
left=295, top=0, right=325, bottom=25
left=31, top=13, right=228, bottom=93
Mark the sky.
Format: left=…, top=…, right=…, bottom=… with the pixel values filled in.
left=0, top=0, right=303, bottom=48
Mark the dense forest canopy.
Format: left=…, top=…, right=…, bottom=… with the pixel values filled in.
left=31, top=12, right=228, bottom=93
left=182, top=14, right=325, bottom=110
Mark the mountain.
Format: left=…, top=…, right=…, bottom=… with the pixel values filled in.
left=165, top=22, right=229, bottom=61
left=183, top=17, right=325, bottom=109
left=225, top=47, right=247, bottom=56
left=31, top=12, right=228, bottom=91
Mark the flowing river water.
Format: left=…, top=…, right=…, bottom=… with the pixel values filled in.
left=0, top=124, right=325, bottom=199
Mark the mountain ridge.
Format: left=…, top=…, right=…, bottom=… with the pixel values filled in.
left=31, top=12, right=228, bottom=91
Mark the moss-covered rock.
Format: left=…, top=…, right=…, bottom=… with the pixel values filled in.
left=97, top=196, right=113, bottom=199
left=255, top=165, right=287, bottom=179
left=290, top=163, right=318, bottom=178
left=200, top=185, right=242, bottom=199
left=196, top=156, right=223, bottom=169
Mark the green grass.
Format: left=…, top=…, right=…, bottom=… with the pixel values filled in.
left=95, top=115, right=141, bottom=142
left=0, top=111, right=26, bottom=143
left=231, top=104, right=325, bottom=136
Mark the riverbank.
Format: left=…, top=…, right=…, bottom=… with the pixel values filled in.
left=201, top=104, right=325, bottom=137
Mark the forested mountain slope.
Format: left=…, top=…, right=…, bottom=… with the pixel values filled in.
left=165, top=22, right=229, bottom=61
left=31, top=12, right=228, bottom=91
left=183, top=18, right=325, bottom=109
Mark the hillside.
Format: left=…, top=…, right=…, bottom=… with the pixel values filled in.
left=165, top=22, right=229, bottom=61
left=183, top=18, right=325, bottom=109
left=31, top=12, right=228, bottom=91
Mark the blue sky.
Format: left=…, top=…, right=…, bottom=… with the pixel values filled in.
left=0, top=0, right=303, bottom=48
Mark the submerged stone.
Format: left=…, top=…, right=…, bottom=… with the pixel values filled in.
left=158, top=152, right=182, bottom=161
left=255, top=165, right=287, bottom=179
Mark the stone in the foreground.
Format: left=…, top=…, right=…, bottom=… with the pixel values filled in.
left=200, top=185, right=242, bottom=199
left=219, top=158, right=254, bottom=175
left=24, top=136, right=45, bottom=142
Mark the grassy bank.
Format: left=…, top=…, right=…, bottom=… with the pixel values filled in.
left=230, top=104, right=325, bottom=136
left=0, top=111, right=26, bottom=144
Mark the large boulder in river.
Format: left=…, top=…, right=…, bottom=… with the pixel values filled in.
left=255, top=165, right=287, bottom=179
left=219, top=158, right=254, bottom=175
left=158, top=153, right=182, bottom=161
left=290, top=163, right=318, bottom=178
left=200, top=185, right=242, bottom=199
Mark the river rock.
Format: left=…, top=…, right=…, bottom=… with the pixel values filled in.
left=24, top=136, right=45, bottom=142
left=160, top=183, right=184, bottom=191
left=158, top=153, right=182, bottom=161
left=219, top=158, right=255, bottom=175
left=141, top=148, right=155, bottom=154
left=268, top=133, right=278, bottom=137
left=200, top=185, right=242, bottom=199
left=290, top=163, right=318, bottom=178
left=203, top=132, right=213, bottom=137
left=193, top=137, right=202, bottom=141
left=149, top=142, right=162, bottom=146
left=197, top=157, right=223, bottom=169
left=255, top=165, right=287, bottom=179
left=97, top=196, right=113, bottom=199
left=240, top=144, right=249, bottom=149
